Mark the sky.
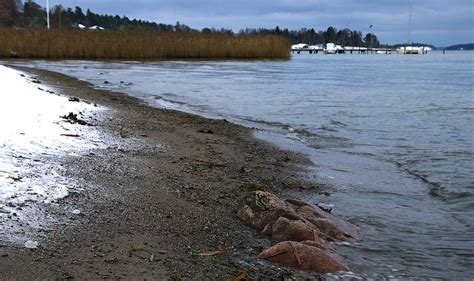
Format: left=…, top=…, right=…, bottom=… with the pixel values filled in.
left=45, top=0, right=473, bottom=46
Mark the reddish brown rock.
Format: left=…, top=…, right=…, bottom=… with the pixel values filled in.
left=305, top=218, right=348, bottom=241
left=271, top=217, right=323, bottom=242
left=259, top=241, right=349, bottom=273
left=239, top=191, right=359, bottom=273
left=239, top=192, right=359, bottom=241
left=238, top=191, right=300, bottom=232
left=287, top=199, right=360, bottom=240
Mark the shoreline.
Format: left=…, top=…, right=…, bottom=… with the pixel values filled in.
left=1, top=66, right=330, bottom=278
left=1, top=54, right=470, bottom=279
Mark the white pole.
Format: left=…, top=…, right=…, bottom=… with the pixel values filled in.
left=408, top=1, right=412, bottom=46
left=46, top=0, right=50, bottom=29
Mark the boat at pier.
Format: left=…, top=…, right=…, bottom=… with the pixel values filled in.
left=324, top=43, right=337, bottom=54
left=397, top=46, right=432, bottom=54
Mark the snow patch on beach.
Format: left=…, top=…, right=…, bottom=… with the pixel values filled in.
left=0, top=65, right=102, bottom=211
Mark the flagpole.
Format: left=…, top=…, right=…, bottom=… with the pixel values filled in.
left=46, top=0, right=50, bottom=29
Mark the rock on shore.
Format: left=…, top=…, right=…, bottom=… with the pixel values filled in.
left=259, top=241, right=349, bottom=273
left=239, top=191, right=359, bottom=273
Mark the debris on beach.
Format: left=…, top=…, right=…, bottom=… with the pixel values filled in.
left=196, top=250, right=229, bottom=257
left=239, top=165, right=251, bottom=173
left=24, top=240, right=39, bottom=249
left=198, top=129, right=214, bottom=134
left=238, top=191, right=359, bottom=272
left=60, top=134, right=80, bottom=138
left=316, top=203, right=334, bottom=213
left=68, top=97, right=80, bottom=102
left=61, top=112, right=92, bottom=126
left=232, top=269, right=254, bottom=281
left=6, top=175, right=23, bottom=182
left=128, top=244, right=155, bottom=262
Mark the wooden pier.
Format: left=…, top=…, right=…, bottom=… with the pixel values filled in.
left=292, top=47, right=396, bottom=55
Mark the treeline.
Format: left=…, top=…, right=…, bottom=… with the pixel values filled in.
left=445, top=43, right=474, bottom=51
left=238, top=26, right=379, bottom=47
left=1, top=0, right=379, bottom=47
left=1, top=0, right=291, bottom=60
left=0, top=0, right=186, bottom=31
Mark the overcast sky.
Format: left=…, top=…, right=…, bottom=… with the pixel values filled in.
left=47, top=0, right=473, bottom=46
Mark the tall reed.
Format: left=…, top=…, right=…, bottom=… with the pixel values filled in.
left=0, top=29, right=290, bottom=59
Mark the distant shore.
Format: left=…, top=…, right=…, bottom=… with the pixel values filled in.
left=0, top=66, right=323, bottom=279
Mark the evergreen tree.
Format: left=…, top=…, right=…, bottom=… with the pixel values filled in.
left=0, top=0, right=18, bottom=27
left=50, top=5, right=71, bottom=29
left=275, top=25, right=280, bottom=34
left=324, top=26, right=337, bottom=43
left=364, top=33, right=380, bottom=48
left=350, top=30, right=363, bottom=46
left=74, top=6, right=86, bottom=25
left=23, top=0, right=45, bottom=27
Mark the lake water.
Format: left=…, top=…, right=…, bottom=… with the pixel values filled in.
left=11, top=51, right=474, bottom=279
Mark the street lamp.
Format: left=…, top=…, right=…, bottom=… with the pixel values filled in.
left=366, top=24, right=373, bottom=54
left=46, top=0, right=50, bottom=29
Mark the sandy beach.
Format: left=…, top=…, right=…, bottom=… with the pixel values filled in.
left=0, top=65, right=326, bottom=279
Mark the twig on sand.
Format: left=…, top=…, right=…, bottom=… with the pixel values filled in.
left=232, top=269, right=256, bottom=281
left=196, top=250, right=229, bottom=257
left=6, top=175, right=23, bottom=182
left=128, top=245, right=155, bottom=262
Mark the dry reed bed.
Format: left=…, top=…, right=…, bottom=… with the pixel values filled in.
left=0, top=29, right=290, bottom=59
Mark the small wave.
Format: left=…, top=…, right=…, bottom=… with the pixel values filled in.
left=161, top=92, right=180, bottom=98
left=394, top=162, right=445, bottom=199
left=320, top=125, right=338, bottom=132
left=445, top=190, right=474, bottom=200
left=402, top=106, right=474, bottom=115
left=239, top=116, right=292, bottom=131
left=341, top=150, right=378, bottom=158
left=238, top=116, right=352, bottom=151
left=152, top=95, right=186, bottom=106
left=330, top=119, right=348, bottom=127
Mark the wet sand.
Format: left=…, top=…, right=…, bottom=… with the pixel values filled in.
left=0, top=66, right=323, bottom=279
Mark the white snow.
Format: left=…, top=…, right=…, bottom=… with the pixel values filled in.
left=291, top=43, right=309, bottom=50
left=24, top=240, right=39, bottom=249
left=0, top=65, right=103, bottom=209
left=89, top=25, right=105, bottom=30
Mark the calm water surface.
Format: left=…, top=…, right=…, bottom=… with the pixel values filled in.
left=13, top=51, right=474, bottom=279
